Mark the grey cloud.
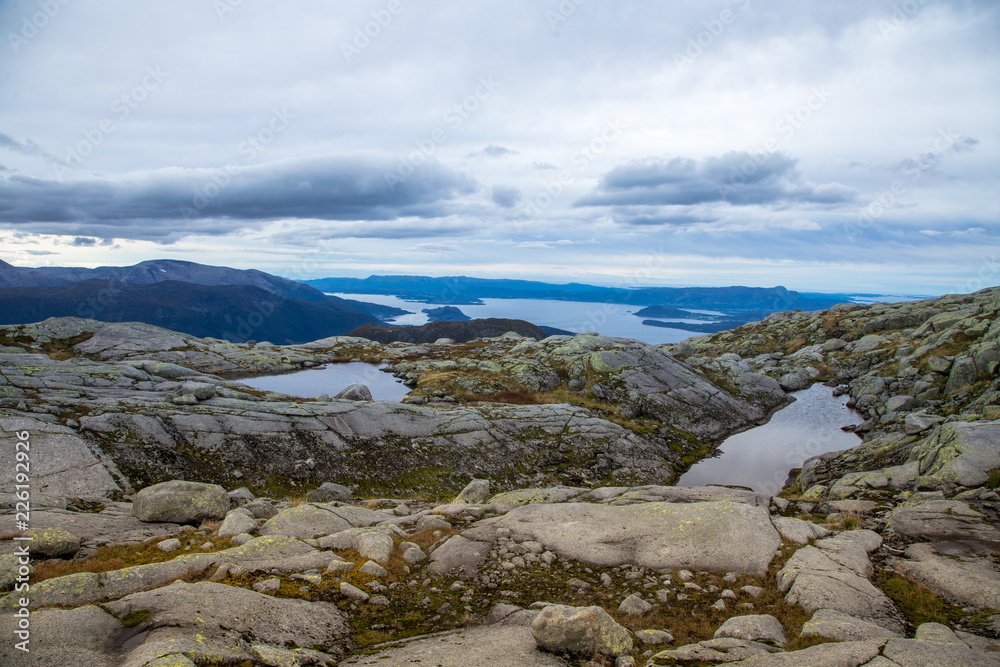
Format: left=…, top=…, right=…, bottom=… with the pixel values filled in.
left=0, top=133, right=56, bottom=162
left=577, top=152, right=858, bottom=208
left=491, top=185, right=522, bottom=208
left=533, top=162, right=558, bottom=171
left=0, top=156, right=477, bottom=241
left=70, top=237, right=97, bottom=246
left=471, top=145, right=518, bottom=158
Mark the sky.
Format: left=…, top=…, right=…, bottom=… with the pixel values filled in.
left=0, top=0, right=997, bottom=295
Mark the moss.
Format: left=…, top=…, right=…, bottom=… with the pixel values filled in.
left=119, top=607, right=153, bottom=627
left=875, top=571, right=965, bottom=628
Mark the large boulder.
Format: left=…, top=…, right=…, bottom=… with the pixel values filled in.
left=335, top=384, right=373, bottom=401
left=306, top=482, right=352, bottom=503
left=908, top=421, right=1000, bottom=489
left=132, top=480, right=230, bottom=525
left=469, top=499, right=780, bottom=575
left=258, top=504, right=351, bottom=539
left=453, top=478, right=491, bottom=504
left=531, top=604, right=633, bottom=658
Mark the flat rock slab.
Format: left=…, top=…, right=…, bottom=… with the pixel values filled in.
left=0, top=415, right=126, bottom=497
left=339, top=625, right=568, bottom=666
left=0, top=580, right=348, bottom=667
left=891, top=542, right=1000, bottom=610
left=777, top=531, right=904, bottom=635
left=888, top=500, right=1000, bottom=551
left=0, top=508, right=179, bottom=555
left=909, top=420, right=1000, bottom=488
left=476, top=500, right=780, bottom=575
left=883, top=637, right=1000, bottom=667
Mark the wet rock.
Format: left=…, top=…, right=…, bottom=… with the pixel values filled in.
left=335, top=384, right=373, bottom=401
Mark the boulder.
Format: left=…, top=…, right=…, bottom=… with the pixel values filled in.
left=428, top=535, right=491, bottom=579
left=179, top=381, right=216, bottom=400
left=531, top=604, right=633, bottom=658
left=218, top=509, right=257, bottom=538
left=335, top=384, right=373, bottom=401
left=771, top=517, right=831, bottom=544
left=258, top=504, right=351, bottom=539
left=884, top=395, right=915, bottom=412
left=908, top=420, right=1000, bottom=489
left=713, top=614, right=787, bottom=646
left=618, top=594, right=653, bottom=616
left=453, top=478, right=491, bottom=504
left=306, top=482, right=352, bottom=503
left=25, top=526, right=81, bottom=558
left=355, top=532, right=394, bottom=563
left=472, top=499, right=780, bottom=575
left=132, top=480, right=230, bottom=525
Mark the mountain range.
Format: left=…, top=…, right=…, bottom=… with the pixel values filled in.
left=305, top=275, right=848, bottom=312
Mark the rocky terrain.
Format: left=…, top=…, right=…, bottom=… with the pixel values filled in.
left=0, top=286, right=998, bottom=665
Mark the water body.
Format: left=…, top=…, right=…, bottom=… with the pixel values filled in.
left=336, top=293, right=723, bottom=345
left=239, top=361, right=411, bottom=401
left=677, top=384, right=863, bottom=494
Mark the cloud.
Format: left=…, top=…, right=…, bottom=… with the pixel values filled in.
left=470, top=145, right=518, bottom=158
left=491, top=185, right=522, bottom=208
left=0, top=133, right=57, bottom=162
left=70, top=237, right=97, bottom=246
left=0, top=156, right=478, bottom=241
left=577, top=152, right=859, bottom=208
left=532, top=162, right=558, bottom=171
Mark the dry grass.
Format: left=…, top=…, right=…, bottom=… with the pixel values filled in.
left=31, top=532, right=236, bottom=583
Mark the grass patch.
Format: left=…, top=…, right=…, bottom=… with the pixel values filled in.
left=30, top=531, right=236, bottom=583
left=875, top=570, right=964, bottom=628
left=987, top=468, right=1000, bottom=490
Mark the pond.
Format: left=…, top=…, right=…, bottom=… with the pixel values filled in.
left=238, top=361, right=411, bottom=401
left=676, top=384, right=863, bottom=495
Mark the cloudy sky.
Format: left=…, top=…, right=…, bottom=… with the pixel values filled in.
left=0, top=0, right=997, bottom=294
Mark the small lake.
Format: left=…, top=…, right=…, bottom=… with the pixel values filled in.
left=334, top=293, right=723, bottom=345
left=677, top=384, right=863, bottom=495
left=239, top=361, right=411, bottom=401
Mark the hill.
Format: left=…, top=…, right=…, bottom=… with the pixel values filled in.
left=305, top=275, right=848, bottom=312
left=0, top=280, right=378, bottom=344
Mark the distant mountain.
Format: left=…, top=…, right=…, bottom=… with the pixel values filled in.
left=349, top=318, right=562, bottom=344
left=306, top=275, right=848, bottom=313
left=0, top=280, right=378, bottom=344
left=0, top=258, right=330, bottom=302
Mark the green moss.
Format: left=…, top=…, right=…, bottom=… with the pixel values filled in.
left=119, top=608, right=153, bottom=627
left=875, top=571, right=964, bottom=628
left=987, top=468, right=1000, bottom=490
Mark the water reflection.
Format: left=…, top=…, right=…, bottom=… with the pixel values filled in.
left=239, top=361, right=411, bottom=401
left=677, top=384, right=863, bottom=494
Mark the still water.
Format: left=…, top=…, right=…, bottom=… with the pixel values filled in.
left=239, top=361, right=411, bottom=401
left=677, top=384, right=863, bottom=494
left=334, top=293, right=722, bottom=345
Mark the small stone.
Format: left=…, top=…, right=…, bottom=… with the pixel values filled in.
left=677, top=569, right=694, bottom=581
left=360, top=561, right=388, bottom=578
left=157, top=538, right=182, bottom=553
left=741, top=585, right=764, bottom=598
left=635, top=629, right=673, bottom=645
left=600, top=573, right=613, bottom=587
left=340, top=582, right=369, bottom=601
left=369, top=595, right=390, bottom=606
left=253, top=577, right=281, bottom=593
left=618, top=594, right=653, bottom=616
left=711, top=599, right=726, bottom=611
left=714, top=614, right=787, bottom=646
